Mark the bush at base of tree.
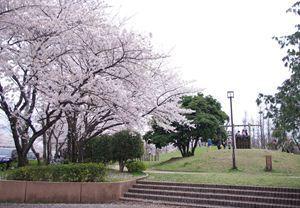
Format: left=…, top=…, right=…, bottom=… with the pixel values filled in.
left=125, top=161, right=146, bottom=173
left=6, top=163, right=106, bottom=182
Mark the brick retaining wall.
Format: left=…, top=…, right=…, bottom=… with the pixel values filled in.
left=0, top=178, right=143, bottom=203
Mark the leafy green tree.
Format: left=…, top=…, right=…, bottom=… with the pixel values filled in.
left=144, top=93, right=228, bottom=157
left=271, top=128, right=296, bottom=153
left=111, top=130, right=144, bottom=172
left=84, top=135, right=113, bottom=164
left=257, top=2, right=300, bottom=151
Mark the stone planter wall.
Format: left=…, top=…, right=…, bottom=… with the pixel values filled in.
left=0, top=178, right=141, bottom=203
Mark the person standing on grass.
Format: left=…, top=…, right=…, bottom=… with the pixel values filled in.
left=217, top=140, right=222, bottom=150
left=235, top=130, right=241, bottom=139
left=227, top=138, right=232, bottom=149
left=207, top=138, right=212, bottom=149
left=222, top=140, right=227, bottom=149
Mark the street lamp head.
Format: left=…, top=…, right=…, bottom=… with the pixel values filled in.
left=227, top=91, right=234, bottom=98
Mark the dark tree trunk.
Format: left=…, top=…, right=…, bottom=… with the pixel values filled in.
left=66, top=112, right=79, bottom=163
left=119, top=160, right=125, bottom=172
left=77, top=140, right=85, bottom=162
left=181, top=145, right=189, bottom=157
left=55, top=138, right=59, bottom=159
left=31, top=146, right=41, bottom=165
left=177, top=140, right=195, bottom=158
left=177, top=144, right=184, bottom=157
left=42, top=132, right=47, bottom=163
left=17, top=152, right=28, bottom=167
left=186, top=141, right=190, bottom=155
left=42, top=122, right=54, bottom=165
left=17, top=133, right=30, bottom=167
left=47, top=137, right=52, bottom=164
left=54, top=138, right=65, bottom=159
left=191, top=138, right=199, bottom=156
left=294, top=138, right=300, bottom=152
left=71, top=135, right=76, bottom=162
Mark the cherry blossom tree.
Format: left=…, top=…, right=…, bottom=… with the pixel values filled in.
left=0, top=0, right=111, bottom=166
left=0, top=0, right=192, bottom=165
left=0, top=0, right=66, bottom=166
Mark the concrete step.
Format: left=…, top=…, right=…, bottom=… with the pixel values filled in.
left=137, top=180, right=300, bottom=193
left=123, top=192, right=299, bottom=208
left=120, top=197, right=237, bottom=208
left=133, top=184, right=300, bottom=199
left=128, top=188, right=300, bottom=206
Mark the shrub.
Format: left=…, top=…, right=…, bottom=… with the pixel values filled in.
left=125, top=161, right=146, bottom=173
left=111, top=130, right=144, bottom=172
left=6, top=163, right=106, bottom=182
left=84, top=135, right=112, bottom=164
left=0, top=163, right=7, bottom=171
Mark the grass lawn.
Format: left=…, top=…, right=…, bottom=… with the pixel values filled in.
left=106, top=169, right=146, bottom=182
left=145, top=147, right=300, bottom=188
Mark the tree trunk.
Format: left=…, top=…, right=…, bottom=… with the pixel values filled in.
left=30, top=146, right=41, bottom=165
left=17, top=134, right=30, bottom=167
left=77, top=140, right=85, bottom=162
left=119, top=160, right=125, bottom=172
left=71, top=135, right=76, bottom=162
left=47, top=137, right=52, bottom=164
left=55, top=137, right=59, bottom=159
left=17, top=152, right=28, bottom=167
left=42, top=131, right=47, bottom=163
left=182, top=145, right=189, bottom=157
left=191, top=138, right=199, bottom=156
left=293, top=137, right=300, bottom=151
left=177, top=143, right=190, bottom=157
left=66, top=112, right=78, bottom=162
left=186, top=141, right=190, bottom=155
left=177, top=145, right=184, bottom=157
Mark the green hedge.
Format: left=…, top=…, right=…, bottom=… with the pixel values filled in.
left=125, top=161, right=146, bottom=173
left=85, top=135, right=112, bottom=164
left=85, top=130, right=144, bottom=172
left=6, top=163, right=106, bottom=182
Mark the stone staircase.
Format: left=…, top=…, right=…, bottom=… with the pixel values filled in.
left=121, top=180, right=300, bottom=208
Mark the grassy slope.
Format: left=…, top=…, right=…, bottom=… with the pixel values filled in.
left=145, top=147, right=300, bottom=188
left=147, top=172, right=300, bottom=188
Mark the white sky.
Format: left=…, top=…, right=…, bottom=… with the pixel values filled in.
left=109, top=0, right=298, bottom=124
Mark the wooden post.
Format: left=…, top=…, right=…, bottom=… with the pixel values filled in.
left=265, top=155, right=272, bottom=171
left=248, top=124, right=252, bottom=149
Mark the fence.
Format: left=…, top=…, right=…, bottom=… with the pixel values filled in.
left=140, top=153, right=159, bottom=161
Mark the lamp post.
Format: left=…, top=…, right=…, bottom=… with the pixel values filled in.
left=227, top=91, right=237, bottom=169
left=259, top=110, right=265, bottom=149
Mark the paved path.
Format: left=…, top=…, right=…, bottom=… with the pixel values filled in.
left=145, top=170, right=210, bottom=174
left=0, top=202, right=179, bottom=208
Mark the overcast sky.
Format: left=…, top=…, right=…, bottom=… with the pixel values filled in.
left=109, top=0, right=297, bottom=124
